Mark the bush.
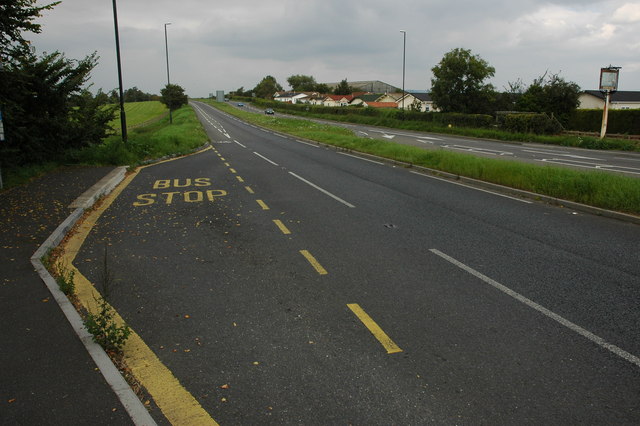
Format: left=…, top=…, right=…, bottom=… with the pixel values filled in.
left=500, top=113, right=563, bottom=135
left=566, top=109, right=640, bottom=135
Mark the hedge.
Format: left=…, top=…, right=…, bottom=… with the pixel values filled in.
left=566, top=109, right=640, bottom=135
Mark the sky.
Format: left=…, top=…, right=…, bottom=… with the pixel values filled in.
left=30, top=0, right=640, bottom=97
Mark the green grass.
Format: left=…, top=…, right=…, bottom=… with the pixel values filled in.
left=202, top=99, right=640, bottom=216
left=109, top=101, right=168, bottom=130
left=70, top=105, right=207, bottom=166
left=245, top=100, right=640, bottom=152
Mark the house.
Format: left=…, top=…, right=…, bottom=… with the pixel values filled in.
left=361, top=101, right=398, bottom=109
left=350, top=93, right=381, bottom=106
left=375, top=93, right=404, bottom=103
left=397, top=92, right=438, bottom=112
left=273, top=91, right=312, bottom=104
left=578, top=90, right=640, bottom=110
left=322, top=94, right=361, bottom=107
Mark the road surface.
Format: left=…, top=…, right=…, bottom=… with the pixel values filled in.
left=74, top=101, right=640, bottom=424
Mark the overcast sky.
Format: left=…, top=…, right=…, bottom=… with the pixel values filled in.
left=31, top=0, right=640, bottom=97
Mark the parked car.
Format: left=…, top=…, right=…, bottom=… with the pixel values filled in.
left=265, top=108, right=275, bottom=115
left=236, top=102, right=244, bottom=107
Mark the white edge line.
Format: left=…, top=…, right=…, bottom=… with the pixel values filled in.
left=337, top=152, right=384, bottom=165
left=430, top=248, right=640, bottom=369
left=253, top=151, right=279, bottom=166
left=288, top=171, right=355, bottom=208
left=295, top=139, right=320, bottom=148
left=410, top=171, right=532, bottom=204
left=30, top=179, right=158, bottom=425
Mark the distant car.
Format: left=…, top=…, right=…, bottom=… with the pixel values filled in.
left=236, top=102, right=244, bottom=107
left=265, top=108, right=275, bottom=115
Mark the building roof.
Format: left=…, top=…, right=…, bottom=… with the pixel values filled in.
left=366, top=102, right=398, bottom=108
left=583, top=90, right=640, bottom=102
left=408, top=92, right=433, bottom=102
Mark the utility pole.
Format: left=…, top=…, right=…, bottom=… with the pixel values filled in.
left=400, top=30, right=406, bottom=119
left=164, top=23, right=172, bottom=124
left=112, top=0, right=127, bottom=142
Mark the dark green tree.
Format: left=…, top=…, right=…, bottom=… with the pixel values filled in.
left=315, top=83, right=331, bottom=94
left=253, top=75, right=283, bottom=99
left=160, top=84, right=188, bottom=112
left=333, top=79, right=353, bottom=95
left=517, top=72, right=580, bottom=125
left=430, top=48, right=496, bottom=114
left=124, top=86, right=152, bottom=102
left=287, top=74, right=317, bottom=92
left=0, top=0, right=60, bottom=59
left=232, top=86, right=246, bottom=97
left=1, top=51, right=115, bottom=165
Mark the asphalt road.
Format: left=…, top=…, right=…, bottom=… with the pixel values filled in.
left=241, top=102, right=640, bottom=177
left=76, top=101, right=640, bottom=424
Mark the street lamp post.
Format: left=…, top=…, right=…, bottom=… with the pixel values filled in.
left=112, top=0, right=127, bottom=142
left=164, top=22, right=172, bottom=124
left=400, top=30, right=406, bottom=118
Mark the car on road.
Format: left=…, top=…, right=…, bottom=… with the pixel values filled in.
left=265, top=108, right=275, bottom=115
left=236, top=102, right=244, bottom=107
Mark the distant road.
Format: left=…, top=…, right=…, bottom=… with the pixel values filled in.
left=238, top=102, right=640, bottom=177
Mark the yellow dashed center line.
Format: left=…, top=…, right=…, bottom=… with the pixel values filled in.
left=347, top=303, right=403, bottom=354
left=245, top=186, right=254, bottom=194
left=236, top=176, right=244, bottom=183
left=273, top=219, right=291, bottom=235
left=300, top=250, right=328, bottom=275
left=256, top=200, right=270, bottom=210
left=229, top=168, right=237, bottom=174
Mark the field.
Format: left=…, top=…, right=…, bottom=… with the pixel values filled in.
left=109, top=101, right=168, bottom=130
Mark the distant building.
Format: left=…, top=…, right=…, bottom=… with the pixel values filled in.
left=322, top=80, right=400, bottom=94
left=578, top=90, right=640, bottom=110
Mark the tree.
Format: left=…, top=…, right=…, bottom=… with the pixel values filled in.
left=0, top=0, right=60, bottom=59
left=334, top=79, right=353, bottom=95
left=517, top=72, right=580, bottom=125
left=124, top=86, right=153, bottom=102
left=253, top=75, right=283, bottom=99
left=160, top=84, right=188, bottom=112
left=287, top=74, right=317, bottom=92
left=1, top=51, right=115, bottom=165
left=315, top=83, right=331, bottom=94
left=430, top=48, right=496, bottom=114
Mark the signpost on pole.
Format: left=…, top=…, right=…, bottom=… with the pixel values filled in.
left=599, top=66, right=621, bottom=139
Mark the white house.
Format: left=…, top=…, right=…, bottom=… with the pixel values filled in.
left=578, top=90, right=640, bottom=110
left=273, top=92, right=312, bottom=104
left=397, top=92, right=438, bottom=112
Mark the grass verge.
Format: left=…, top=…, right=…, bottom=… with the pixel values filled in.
left=202, top=99, right=640, bottom=216
left=109, top=101, right=168, bottom=130
left=70, top=105, right=207, bottom=166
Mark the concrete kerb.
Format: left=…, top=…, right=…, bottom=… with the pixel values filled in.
left=30, top=167, right=157, bottom=426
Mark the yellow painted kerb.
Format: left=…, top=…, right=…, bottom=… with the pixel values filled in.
left=60, top=150, right=219, bottom=425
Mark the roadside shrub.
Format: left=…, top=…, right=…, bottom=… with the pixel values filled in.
left=500, top=113, right=563, bottom=135
left=566, top=109, right=640, bottom=135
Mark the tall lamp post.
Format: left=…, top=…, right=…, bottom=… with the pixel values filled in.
left=164, top=22, right=172, bottom=124
left=400, top=30, right=406, bottom=118
left=112, top=0, right=127, bottom=142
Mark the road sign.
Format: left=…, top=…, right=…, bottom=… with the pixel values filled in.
left=599, top=67, right=620, bottom=92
